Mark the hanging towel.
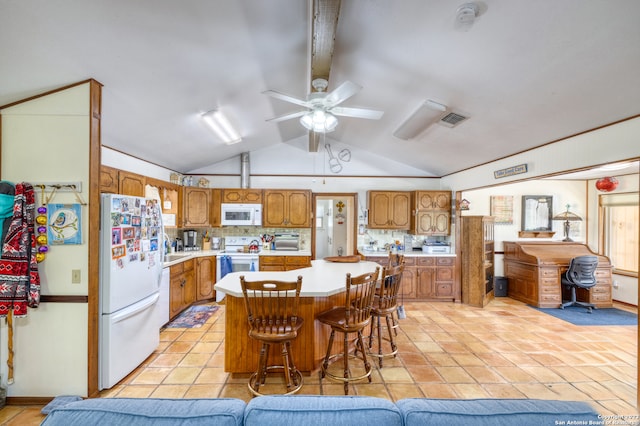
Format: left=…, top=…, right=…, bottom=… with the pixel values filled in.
left=0, top=182, right=41, bottom=317
left=219, top=255, right=232, bottom=279
left=0, top=181, right=15, bottom=245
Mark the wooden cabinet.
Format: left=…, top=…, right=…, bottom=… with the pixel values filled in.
left=169, top=259, right=196, bottom=319
left=100, top=165, right=119, bottom=193
left=263, top=190, right=312, bottom=228
left=410, top=191, right=451, bottom=236
left=195, top=256, right=216, bottom=302
left=209, top=189, right=222, bottom=227
left=146, top=177, right=181, bottom=228
left=222, top=188, right=263, bottom=203
left=461, top=216, right=494, bottom=308
left=118, top=170, right=146, bottom=197
left=182, top=187, right=210, bottom=227
left=415, top=257, right=456, bottom=301
left=367, top=191, right=411, bottom=229
left=259, top=255, right=311, bottom=271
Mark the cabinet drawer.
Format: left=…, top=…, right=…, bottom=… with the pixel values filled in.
left=285, top=256, right=310, bottom=266
left=403, top=257, right=416, bottom=266
left=591, top=292, right=611, bottom=301
left=436, top=257, right=454, bottom=266
left=435, top=267, right=454, bottom=281
left=540, top=268, right=558, bottom=278
left=540, top=277, right=559, bottom=286
left=540, top=294, right=561, bottom=302
left=540, top=285, right=558, bottom=294
left=417, top=257, right=435, bottom=266
left=592, top=285, right=610, bottom=294
left=182, top=259, right=194, bottom=272
left=260, top=256, right=285, bottom=266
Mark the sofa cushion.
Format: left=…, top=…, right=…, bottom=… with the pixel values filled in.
left=245, top=395, right=402, bottom=426
left=396, top=398, right=600, bottom=426
left=41, top=397, right=246, bottom=426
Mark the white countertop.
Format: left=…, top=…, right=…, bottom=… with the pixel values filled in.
left=162, top=249, right=312, bottom=268
left=214, top=259, right=381, bottom=298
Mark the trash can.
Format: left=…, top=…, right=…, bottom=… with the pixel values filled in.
left=494, top=276, right=508, bottom=297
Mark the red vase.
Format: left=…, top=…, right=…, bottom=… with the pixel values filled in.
left=595, top=176, right=619, bottom=192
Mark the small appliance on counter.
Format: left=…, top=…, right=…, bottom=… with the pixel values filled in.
left=212, top=237, right=221, bottom=250
left=274, top=233, right=300, bottom=251
left=175, top=237, right=184, bottom=252
left=422, top=240, right=451, bottom=254
left=183, top=230, right=198, bottom=251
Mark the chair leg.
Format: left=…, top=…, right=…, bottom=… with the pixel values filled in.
left=356, top=330, right=372, bottom=383
left=321, top=330, right=335, bottom=379
left=376, top=314, right=383, bottom=367
left=280, top=341, right=292, bottom=391
left=385, top=313, right=397, bottom=356
left=343, top=331, right=349, bottom=395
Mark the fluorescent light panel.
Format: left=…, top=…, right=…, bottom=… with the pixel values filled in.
left=202, top=110, right=242, bottom=145
left=392, top=100, right=447, bottom=140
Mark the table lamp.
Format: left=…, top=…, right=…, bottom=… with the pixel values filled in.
left=553, top=204, right=582, bottom=242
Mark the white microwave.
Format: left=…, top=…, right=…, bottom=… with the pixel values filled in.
left=220, top=203, right=262, bottom=226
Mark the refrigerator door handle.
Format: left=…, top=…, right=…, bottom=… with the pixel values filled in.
left=111, top=293, right=160, bottom=324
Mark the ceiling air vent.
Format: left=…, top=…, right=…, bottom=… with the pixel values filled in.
left=438, top=111, right=468, bottom=128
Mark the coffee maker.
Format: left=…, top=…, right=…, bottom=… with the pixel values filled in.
left=183, top=230, right=197, bottom=251
left=212, top=237, right=221, bottom=250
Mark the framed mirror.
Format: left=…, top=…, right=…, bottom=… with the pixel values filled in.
left=521, top=195, right=553, bottom=231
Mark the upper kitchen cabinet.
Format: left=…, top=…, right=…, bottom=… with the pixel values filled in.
left=263, top=189, right=312, bottom=228
left=100, top=165, right=119, bottom=193
left=182, top=187, right=210, bottom=227
left=222, top=188, right=263, bottom=203
left=410, top=190, right=452, bottom=236
left=118, top=170, right=146, bottom=197
left=209, top=188, right=222, bottom=227
left=146, top=177, right=181, bottom=228
left=367, top=191, right=411, bottom=229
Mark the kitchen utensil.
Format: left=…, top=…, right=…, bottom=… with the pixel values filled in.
left=325, top=144, right=342, bottom=173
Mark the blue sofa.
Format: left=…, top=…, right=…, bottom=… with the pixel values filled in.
left=41, top=395, right=601, bottom=425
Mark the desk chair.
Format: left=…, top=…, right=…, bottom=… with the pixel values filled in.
left=317, top=267, right=380, bottom=395
left=560, top=255, right=598, bottom=313
left=240, top=275, right=304, bottom=396
left=369, top=263, right=405, bottom=367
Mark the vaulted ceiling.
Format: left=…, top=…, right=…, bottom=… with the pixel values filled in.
left=1, top=1, right=639, bottom=177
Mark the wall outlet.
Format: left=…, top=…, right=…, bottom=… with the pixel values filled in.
left=72, top=269, right=81, bottom=284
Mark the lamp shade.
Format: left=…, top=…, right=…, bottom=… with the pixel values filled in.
left=595, top=176, right=619, bottom=192
left=300, top=110, right=338, bottom=133
left=553, top=204, right=582, bottom=222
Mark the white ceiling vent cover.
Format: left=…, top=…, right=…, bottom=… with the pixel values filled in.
left=438, top=111, right=468, bottom=128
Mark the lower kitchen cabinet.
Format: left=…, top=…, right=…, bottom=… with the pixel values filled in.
left=364, top=255, right=456, bottom=301
left=169, top=259, right=195, bottom=319
left=260, top=255, right=311, bottom=271
left=196, top=256, right=216, bottom=301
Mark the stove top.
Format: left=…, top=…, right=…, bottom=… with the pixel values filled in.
left=223, top=236, right=261, bottom=254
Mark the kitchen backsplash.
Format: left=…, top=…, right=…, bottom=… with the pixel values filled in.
left=166, top=227, right=311, bottom=251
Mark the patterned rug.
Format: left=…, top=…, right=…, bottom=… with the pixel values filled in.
left=166, top=305, right=219, bottom=328
left=530, top=305, right=637, bottom=326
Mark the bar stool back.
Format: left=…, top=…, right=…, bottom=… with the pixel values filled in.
left=317, top=267, right=380, bottom=395
left=240, top=275, right=304, bottom=397
left=369, top=263, right=405, bottom=367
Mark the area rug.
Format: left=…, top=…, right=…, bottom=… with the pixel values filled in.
left=166, top=305, right=219, bottom=328
left=530, top=305, right=637, bottom=326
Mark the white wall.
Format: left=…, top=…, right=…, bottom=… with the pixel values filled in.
left=0, top=83, right=91, bottom=396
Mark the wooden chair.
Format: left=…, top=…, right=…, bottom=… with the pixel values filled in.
left=386, top=253, right=405, bottom=333
left=317, top=267, right=380, bottom=395
left=240, top=275, right=304, bottom=397
left=369, top=264, right=405, bottom=367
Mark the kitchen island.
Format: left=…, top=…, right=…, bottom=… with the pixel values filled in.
left=214, top=259, right=381, bottom=374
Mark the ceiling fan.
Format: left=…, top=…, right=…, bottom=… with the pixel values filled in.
left=263, top=78, right=384, bottom=133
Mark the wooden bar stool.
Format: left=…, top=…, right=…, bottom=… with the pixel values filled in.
left=387, top=254, right=405, bottom=335
left=317, top=267, right=380, bottom=395
left=240, top=275, right=304, bottom=397
left=369, top=263, right=405, bottom=367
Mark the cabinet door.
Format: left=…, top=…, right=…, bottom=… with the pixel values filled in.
left=100, top=165, right=119, bottom=193
left=209, top=189, right=222, bottom=227
left=285, top=190, right=311, bottom=227
left=263, top=191, right=287, bottom=227
left=285, top=256, right=311, bottom=270
left=259, top=255, right=285, bottom=271
left=118, top=171, right=145, bottom=197
left=415, top=267, right=434, bottom=299
left=182, top=268, right=196, bottom=308
left=169, top=273, right=186, bottom=319
left=183, top=187, right=210, bottom=227
left=222, top=188, right=263, bottom=203
left=368, top=191, right=392, bottom=228
left=390, top=192, right=411, bottom=228
left=196, top=256, right=216, bottom=301
left=159, top=185, right=180, bottom=228
left=414, top=211, right=435, bottom=234
left=399, top=267, right=416, bottom=299
left=432, top=211, right=451, bottom=235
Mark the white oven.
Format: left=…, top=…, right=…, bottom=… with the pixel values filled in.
left=220, top=203, right=262, bottom=226
left=215, top=236, right=260, bottom=301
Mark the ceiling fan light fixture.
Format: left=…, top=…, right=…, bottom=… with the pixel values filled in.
left=300, top=110, right=338, bottom=133
left=201, top=109, right=242, bottom=145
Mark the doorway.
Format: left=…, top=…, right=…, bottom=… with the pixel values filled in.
left=312, top=193, right=357, bottom=259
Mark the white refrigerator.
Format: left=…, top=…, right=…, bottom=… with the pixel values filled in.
left=99, top=193, right=165, bottom=390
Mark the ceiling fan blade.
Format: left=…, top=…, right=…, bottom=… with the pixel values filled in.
left=266, top=110, right=307, bottom=123
left=331, top=106, right=384, bottom=120
left=325, top=81, right=362, bottom=106
left=262, top=90, right=310, bottom=108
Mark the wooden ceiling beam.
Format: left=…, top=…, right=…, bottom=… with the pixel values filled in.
left=309, top=0, right=341, bottom=152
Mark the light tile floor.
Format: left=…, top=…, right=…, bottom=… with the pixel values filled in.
left=2, top=297, right=637, bottom=424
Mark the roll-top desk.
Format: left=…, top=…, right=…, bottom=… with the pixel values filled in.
left=503, top=241, right=613, bottom=308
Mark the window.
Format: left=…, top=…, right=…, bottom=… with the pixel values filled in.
left=601, top=192, right=639, bottom=275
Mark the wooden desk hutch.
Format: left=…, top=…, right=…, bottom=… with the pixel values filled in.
left=503, top=241, right=613, bottom=309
